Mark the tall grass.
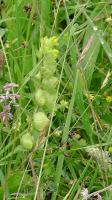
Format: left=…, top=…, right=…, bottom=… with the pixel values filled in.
left=0, top=0, right=112, bottom=200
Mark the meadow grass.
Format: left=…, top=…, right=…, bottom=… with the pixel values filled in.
left=0, top=0, right=112, bottom=200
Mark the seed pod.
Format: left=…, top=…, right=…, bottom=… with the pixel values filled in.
left=41, top=65, right=56, bottom=77
left=42, top=77, right=58, bottom=91
left=20, top=133, right=34, bottom=150
left=35, top=89, right=46, bottom=107
left=46, top=92, right=56, bottom=109
left=35, top=72, right=41, bottom=81
left=33, top=112, right=50, bottom=131
left=108, top=147, right=112, bottom=153
left=33, top=72, right=42, bottom=87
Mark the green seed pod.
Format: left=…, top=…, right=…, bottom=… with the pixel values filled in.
left=20, top=133, right=34, bottom=150
left=45, top=92, right=56, bottom=111
left=35, top=89, right=46, bottom=107
left=33, top=72, right=42, bottom=87
left=41, top=66, right=56, bottom=77
left=35, top=72, right=41, bottom=82
left=42, top=77, right=58, bottom=91
left=33, top=112, right=50, bottom=131
left=108, top=147, right=112, bottom=153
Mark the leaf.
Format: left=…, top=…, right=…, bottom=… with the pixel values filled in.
left=0, top=28, right=7, bottom=37
left=0, top=169, right=10, bottom=199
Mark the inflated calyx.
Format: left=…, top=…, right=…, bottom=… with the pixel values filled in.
left=35, top=36, right=59, bottom=112
left=20, top=133, right=34, bottom=150
left=33, top=112, right=50, bottom=131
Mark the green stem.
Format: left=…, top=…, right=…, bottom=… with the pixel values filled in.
left=51, top=70, right=79, bottom=200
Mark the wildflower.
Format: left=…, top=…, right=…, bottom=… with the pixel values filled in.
left=35, top=36, right=59, bottom=111
left=50, top=36, right=58, bottom=45
left=81, top=188, right=89, bottom=200
left=0, top=94, right=20, bottom=103
left=0, top=82, right=20, bottom=126
left=29, top=36, right=59, bottom=149
left=60, top=99, right=68, bottom=109
left=106, top=96, right=112, bottom=103
left=8, top=93, right=20, bottom=100
left=81, top=188, right=102, bottom=200
left=0, top=105, right=13, bottom=126
left=86, top=147, right=111, bottom=170
left=37, top=36, right=59, bottom=59
left=3, top=83, right=18, bottom=91
left=50, top=49, right=59, bottom=58
left=0, top=95, right=8, bottom=102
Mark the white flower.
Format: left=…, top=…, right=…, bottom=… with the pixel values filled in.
left=86, top=147, right=111, bottom=170
left=81, top=188, right=89, bottom=200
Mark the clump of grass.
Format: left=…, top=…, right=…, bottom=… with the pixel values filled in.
left=0, top=1, right=112, bottom=200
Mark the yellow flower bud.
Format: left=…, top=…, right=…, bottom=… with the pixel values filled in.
left=50, top=49, right=59, bottom=59
left=50, top=36, right=58, bottom=46
left=106, top=96, right=112, bottom=103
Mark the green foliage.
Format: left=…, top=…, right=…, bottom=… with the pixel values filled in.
left=0, top=0, right=112, bottom=200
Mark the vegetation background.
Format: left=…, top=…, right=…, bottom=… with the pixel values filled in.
left=0, top=0, right=112, bottom=199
